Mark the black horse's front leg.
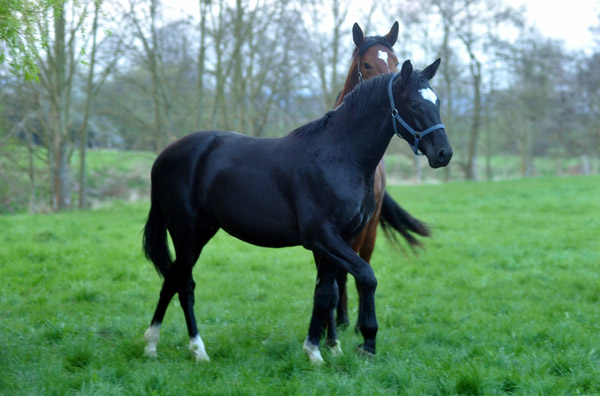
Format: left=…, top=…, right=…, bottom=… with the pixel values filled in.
left=335, top=270, right=350, bottom=328
left=304, top=258, right=342, bottom=364
left=305, top=229, right=378, bottom=361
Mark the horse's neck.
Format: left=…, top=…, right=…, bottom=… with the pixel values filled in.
left=327, top=95, right=394, bottom=174
left=335, top=60, right=361, bottom=107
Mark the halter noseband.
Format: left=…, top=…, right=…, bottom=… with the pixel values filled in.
left=387, top=73, right=445, bottom=156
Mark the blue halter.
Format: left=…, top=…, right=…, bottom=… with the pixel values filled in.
left=387, top=73, right=445, bottom=156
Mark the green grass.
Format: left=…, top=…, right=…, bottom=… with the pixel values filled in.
left=1, top=176, right=599, bottom=395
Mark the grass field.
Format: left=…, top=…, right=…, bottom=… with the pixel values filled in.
left=1, top=176, right=599, bottom=395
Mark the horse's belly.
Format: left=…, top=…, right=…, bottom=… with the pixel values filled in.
left=206, top=184, right=301, bottom=248
left=222, top=223, right=301, bottom=248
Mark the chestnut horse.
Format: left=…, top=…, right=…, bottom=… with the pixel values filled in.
left=143, top=61, right=452, bottom=364
left=323, top=22, right=432, bottom=330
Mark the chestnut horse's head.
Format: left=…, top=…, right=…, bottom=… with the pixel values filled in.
left=353, top=22, right=400, bottom=82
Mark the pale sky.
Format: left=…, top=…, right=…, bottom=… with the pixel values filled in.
left=506, top=0, right=599, bottom=51
left=166, top=0, right=599, bottom=52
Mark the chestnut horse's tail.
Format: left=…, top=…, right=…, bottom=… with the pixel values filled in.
left=143, top=192, right=172, bottom=278
left=379, top=191, right=431, bottom=248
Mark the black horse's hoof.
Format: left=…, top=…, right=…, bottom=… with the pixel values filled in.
left=356, top=344, right=375, bottom=358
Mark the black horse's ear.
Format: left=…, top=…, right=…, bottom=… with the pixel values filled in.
left=385, top=21, right=399, bottom=46
left=353, top=23, right=365, bottom=47
left=400, top=60, right=413, bottom=83
left=422, top=58, right=441, bottom=80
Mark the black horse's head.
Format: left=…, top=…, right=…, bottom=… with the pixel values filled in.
left=389, top=59, right=452, bottom=168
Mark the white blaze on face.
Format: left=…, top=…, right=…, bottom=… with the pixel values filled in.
left=378, top=50, right=390, bottom=72
left=419, top=88, right=438, bottom=105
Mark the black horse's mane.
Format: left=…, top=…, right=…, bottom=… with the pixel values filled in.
left=289, top=74, right=394, bottom=138
left=288, top=114, right=333, bottom=137
left=343, top=73, right=392, bottom=114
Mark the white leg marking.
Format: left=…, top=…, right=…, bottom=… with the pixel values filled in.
left=378, top=50, right=390, bottom=72
left=419, top=88, right=438, bottom=105
left=328, top=339, right=343, bottom=357
left=144, top=324, right=161, bottom=358
left=190, top=335, right=210, bottom=362
left=303, top=338, right=324, bottom=365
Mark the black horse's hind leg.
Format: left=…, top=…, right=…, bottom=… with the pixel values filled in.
left=173, top=227, right=218, bottom=362
left=304, top=257, right=342, bottom=364
left=144, top=274, right=178, bottom=358
left=144, top=222, right=217, bottom=362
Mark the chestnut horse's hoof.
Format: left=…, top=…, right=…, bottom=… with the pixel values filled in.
left=356, top=344, right=375, bottom=358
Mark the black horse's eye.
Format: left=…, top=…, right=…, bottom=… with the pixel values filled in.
left=363, top=62, right=372, bottom=70
left=409, top=102, right=422, bottom=113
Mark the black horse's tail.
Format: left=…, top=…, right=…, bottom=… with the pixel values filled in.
left=143, top=193, right=172, bottom=278
left=379, top=191, right=431, bottom=247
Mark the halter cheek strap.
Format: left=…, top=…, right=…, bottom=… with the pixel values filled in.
left=387, top=73, right=445, bottom=156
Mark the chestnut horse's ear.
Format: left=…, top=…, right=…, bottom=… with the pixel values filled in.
left=400, top=60, right=413, bottom=83
left=422, top=58, right=441, bottom=80
left=385, top=21, right=399, bottom=46
left=353, top=23, right=365, bottom=47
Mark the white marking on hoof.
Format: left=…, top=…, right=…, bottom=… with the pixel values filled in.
left=144, top=324, right=161, bottom=358
left=190, top=335, right=210, bottom=362
left=303, top=338, right=324, bottom=365
left=328, top=339, right=343, bottom=357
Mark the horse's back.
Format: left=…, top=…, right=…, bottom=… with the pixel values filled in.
left=150, top=131, right=302, bottom=247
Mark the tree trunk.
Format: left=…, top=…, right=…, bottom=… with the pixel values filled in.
left=440, top=19, right=453, bottom=183
left=464, top=58, right=482, bottom=180
left=195, top=0, right=208, bottom=130
left=24, top=124, right=37, bottom=213
left=51, top=2, right=71, bottom=210
left=54, top=141, right=71, bottom=209
left=78, top=0, right=101, bottom=209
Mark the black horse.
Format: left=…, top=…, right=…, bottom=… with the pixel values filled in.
left=142, top=59, right=452, bottom=364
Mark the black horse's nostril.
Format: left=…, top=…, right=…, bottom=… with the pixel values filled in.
left=437, top=148, right=453, bottom=165
left=438, top=149, right=447, bottom=164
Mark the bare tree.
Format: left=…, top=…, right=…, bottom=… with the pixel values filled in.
left=5, top=0, right=124, bottom=211
left=303, top=0, right=350, bottom=108
left=127, top=0, right=173, bottom=151
left=397, top=0, right=523, bottom=180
